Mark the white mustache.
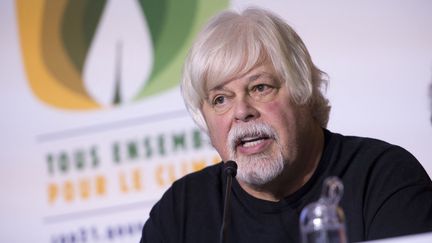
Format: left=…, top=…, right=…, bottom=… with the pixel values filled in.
left=227, top=122, right=277, bottom=153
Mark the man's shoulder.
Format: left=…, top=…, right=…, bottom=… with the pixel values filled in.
left=324, top=129, right=430, bottom=179
left=329, top=130, right=393, bottom=149
left=327, top=130, right=412, bottom=159
left=169, top=162, right=224, bottom=194
left=326, top=130, right=432, bottom=241
left=326, top=129, right=430, bottom=183
left=150, top=162, right=224, bottom=214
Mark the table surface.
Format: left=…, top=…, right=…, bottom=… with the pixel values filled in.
left=362, top=232, right=432, bottom=243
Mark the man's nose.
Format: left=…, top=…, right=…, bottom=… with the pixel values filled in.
left=233, top=97, right=259, bottom=122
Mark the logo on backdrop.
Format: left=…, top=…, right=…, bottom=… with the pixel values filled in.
left=16, top=0, right=228, bottom=110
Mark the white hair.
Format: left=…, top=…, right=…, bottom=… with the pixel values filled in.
left=181, top=7, right=330, bottom=132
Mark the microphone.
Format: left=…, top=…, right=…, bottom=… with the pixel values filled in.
left=220, top=160, right=238, bottom=243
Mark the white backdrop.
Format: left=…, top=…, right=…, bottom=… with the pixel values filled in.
left=1, top=0, right=431, bottom=242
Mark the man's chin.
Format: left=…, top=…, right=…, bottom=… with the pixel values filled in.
left=234, top=152, right=272, bottom=163
left=237, top=170, right=280, bottom=187
left=234, top=155, right=284, bottom=186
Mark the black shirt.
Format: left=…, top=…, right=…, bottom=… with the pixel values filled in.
left=140, top=130, right=432, bottom=242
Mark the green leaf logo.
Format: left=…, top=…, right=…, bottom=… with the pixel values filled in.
left=16, top=0, right=228, bottom=109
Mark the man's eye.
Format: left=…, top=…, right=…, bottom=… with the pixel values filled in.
left=256, top=84, right=267, bottom=92
left=253, top=84, right=271, bottom=93
left=212, top=95, right=225, bottom=105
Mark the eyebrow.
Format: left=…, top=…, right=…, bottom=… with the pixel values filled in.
left=207, top=81, right=230, bottom=93
left=206, top=73, right=269, bottom=92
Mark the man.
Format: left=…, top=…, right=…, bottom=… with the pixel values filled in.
left=140, top=7, right=432, bottom=242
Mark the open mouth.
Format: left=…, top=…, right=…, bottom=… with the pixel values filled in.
left=239, top=135, right=271, bottom=148
left=228, top=123, right=276, bottom=156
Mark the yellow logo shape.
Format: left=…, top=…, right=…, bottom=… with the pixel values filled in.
left=16, top=1, right=99, bottom=109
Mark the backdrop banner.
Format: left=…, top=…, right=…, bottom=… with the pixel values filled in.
left=1, top=0, right=431, bottom=242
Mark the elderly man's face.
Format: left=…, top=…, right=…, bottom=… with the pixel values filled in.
left=201, top=62, right=316, bottom=186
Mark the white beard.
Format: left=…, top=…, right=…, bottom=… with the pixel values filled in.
left=227, top=122, right=285, bottom=186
